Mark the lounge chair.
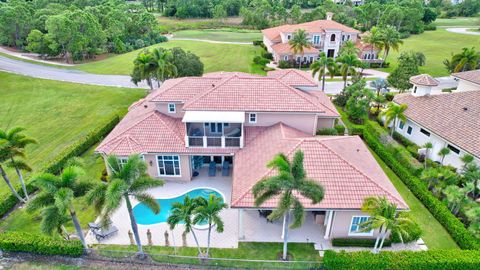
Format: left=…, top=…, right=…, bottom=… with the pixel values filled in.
left=208, top=161, right=216, bottom=177
left=222, top=161, right=230, bottom=176
left=94, top=225, right=118, bottom=241
left=88, top=220, right=112, bottom=231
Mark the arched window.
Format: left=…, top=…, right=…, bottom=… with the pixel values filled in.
left=330, top=34, right=336, bottom=42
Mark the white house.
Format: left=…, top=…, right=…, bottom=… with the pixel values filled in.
left=392, top=74, right=480, bottom=170
left=452, top=69, right=480, bottom=92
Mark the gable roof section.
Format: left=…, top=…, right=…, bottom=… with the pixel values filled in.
left=452, top=69, right=480, bottom=86
left=271, top=43, right=319, bottom=55
left=267, top=69, right=317, bottom=87
left=231, top=124, right=407, bottom=209
left=262, top=20, right=359, bottom=41
left=147, top=77, right=223, bottom=103
left=394, top=91, right=480, bottom=157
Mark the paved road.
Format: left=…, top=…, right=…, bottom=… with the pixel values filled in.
left=0, top=55, right=148, bottom=88
left=446, top=28, right=480, bottom=36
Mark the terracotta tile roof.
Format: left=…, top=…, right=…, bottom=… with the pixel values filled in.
left=202, top=72, right=263, bottom=79
left=394, top=91, right=480, bottom=157
left=452, top=69, right=480, bottom=85
left=409, top=74, right=439, bottom=86
left=262, top=20, right=359, bottom=41
left=267, top=69, right=317, bottom=87
left=147, top=77, right=223, bottom=103
left=271, top=43, right=318, bottom=55
left=231, top=124, right=408, bottom=209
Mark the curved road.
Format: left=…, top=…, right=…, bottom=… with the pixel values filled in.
left=0, top=55, right=149, bottom=88
left=446, top=28, right=480, bottom=36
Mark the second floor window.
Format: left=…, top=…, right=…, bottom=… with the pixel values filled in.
left=168, top=103, right=176, bottom=113
left=330, top=34, right=336, bottom=42
left=249, top=113, right=257, bottom=123
left=287, top=34, right=291, bottom=40
left=313, top=35, right=320, bottom=44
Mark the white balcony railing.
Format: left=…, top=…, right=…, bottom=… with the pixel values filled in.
left=186, top=136, right=243, bottom=148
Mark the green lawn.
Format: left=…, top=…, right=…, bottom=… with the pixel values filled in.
left=9, top=262, right=93, bottom=270
left=378, top=28, right=480, bottom=77
left=434, top=17, right=480, bottom=27
left=0, top=72, right=144, bottom=198
left=75, top=40, right=265, bottom=75
left=173, top=28, right=262, bottom=42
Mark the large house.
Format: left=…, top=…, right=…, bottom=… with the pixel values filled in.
left=96, top=70, right=407, bottom=246
left=393, top=74, right=480, bottom=169
left=262, top=13, right=381, bottom=65
left=452, top=69, right=480, bottom=92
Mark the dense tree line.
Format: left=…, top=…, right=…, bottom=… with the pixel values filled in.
left=0, top=0, right=165, bottom=62
left=428, top=0, right=480, bottom=18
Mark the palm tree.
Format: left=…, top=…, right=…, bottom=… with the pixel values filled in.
left=151, top=48, right=177, bottom=87
left=439, top=147, right=451, bottom=165
left=379, top=26, right=403, bottom=67
left=288, top=29, right=312, bottom=69
left=252, top=150, right=324, bottom=261
left=360, top=196, right=414, bottom=253
left=363, top=26, right=383, bottom=67
left=310, top=52, right=336, bottom=91
left=193, top=195, right=227, bottom=258
left=463, top=163, right=480, bottom=199
left=167, top=195, right=203, bottom=256
left=27, top=165, right=92, bottom=250
left=339, top=40, right=360, bottom=56
left=443, top=185, right=467, bottom=215
left=0, top=127, right=37, bottom=201
left=132, top=51, right=156, bottom=90
left=421, top=167, right=458, bottom=196
left=86, top=155, right=164, bottom=255
left=380, top=102, right=407, bottom=136
left=336, top=53, right=362, bottom=90
left=370, top=78, right=388, bottom=114
left=451, top=47, right=480, bottom=72
left=423, top=142, right=433, bottom=168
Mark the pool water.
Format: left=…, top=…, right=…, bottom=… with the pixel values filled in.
left=132, top=188, right=224, bottom=225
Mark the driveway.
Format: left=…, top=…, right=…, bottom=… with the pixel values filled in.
left=0, top=55, right=148, bottom=88
left=446, top=28, right=480, bottom=36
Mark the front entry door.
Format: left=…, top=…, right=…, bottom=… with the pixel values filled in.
left=327, top=49, right=335, bottom=58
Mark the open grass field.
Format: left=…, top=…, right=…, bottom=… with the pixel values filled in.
left=172, top=28, right=262, bottom=42
left=0, top=72, right=144, bottom=198
left=75, top=40, right=265, bottom=75
left=434, top=17, right=480, bottom=27
left=156, top=16, right=245, bottom=32
left=378, top=28, right=480, bottom=77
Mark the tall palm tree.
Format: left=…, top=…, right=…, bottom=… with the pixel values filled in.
left=360, top=196, right=413, bottom=253
left=86, top=155, right=164, bottom=255
left=27, top=165, right=92, bottom=250
left=420, top=167, right=458, bottom=196
left=193, top=195, right=227, bottom=258
left=336, top=53, right=362, bottom=90
left=443, top=185, right=466, bottom=215
left=151, top=48, right=177, bottom=87
left=288, top=29, right=312, bottom=69
left=451, top=47, right=480, bottom=72
left=339, top=40, right=360, bottom=56
left=132, top=52, right=156, bottom=90
left=310, top=52, right=336, bottom=91
left=423, top=142, right=433, bottom=168
left=439, top=147, right=451, bottom=165
left=253, top=150, right=324, bottom=261
left=380, top=102, right=407, bottom=136
left=167, top=195, right=203, bottom=256
left=363, top=26, right=383, bottom=67
left=379, top=26, right=403, bottom=67
left=0, top=127, right=37, bottom=201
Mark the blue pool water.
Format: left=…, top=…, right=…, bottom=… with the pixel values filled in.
left=132, top=188, right=224, bottom=225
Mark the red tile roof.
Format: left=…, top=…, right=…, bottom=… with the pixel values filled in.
left=409, top=74, right=439, bottom=86
left=394, top=91, right=480, bottom=157
left=231, top=123, right=408, bottom=209
left=267, top=69, right=317, bottom=87
left=452, top=69, right=480, bottom=85
left=270, top=43, right=319, bottom=55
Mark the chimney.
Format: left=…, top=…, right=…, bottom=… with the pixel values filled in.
left=326, top=12, right=334, bottom=21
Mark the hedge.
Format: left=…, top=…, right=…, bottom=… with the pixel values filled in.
left=0, top=115, right=120, bottom=219
left=316, top=128, right=338, bottom=136
left=323, top=250, right=480, bottom=270
left=362, top=124, right=480, bottom=250
left=332, top=238, right=391, bottom=248
left=0, top=232, right=83, bottom=256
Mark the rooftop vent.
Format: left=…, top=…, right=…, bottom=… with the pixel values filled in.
left=144, top=104, right=148, bottom=108
left=463, top=107, right=468, bottom=111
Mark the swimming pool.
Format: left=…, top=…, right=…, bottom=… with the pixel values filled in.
left=132, top=188, right=224, bottom=226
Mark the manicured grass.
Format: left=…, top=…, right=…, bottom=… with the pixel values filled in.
left=0, top=72, right=144, bottom=198
left=173, top=28, right=262, bottom=42
left=9, top=262, right=90, bottom=270
left=378, top=29, right=480, bottom=77
left=434, top=17, right=480, bottom=27
left=75, top=40, right=265, bottom=75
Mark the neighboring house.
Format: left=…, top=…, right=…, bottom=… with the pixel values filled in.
left=452, top=69, right=480, bottom=92
left=393, top=74, right=480, bottom=169
left=262, top=12, right=381, bottom=65
left=97, top=70, right=407, bottom=243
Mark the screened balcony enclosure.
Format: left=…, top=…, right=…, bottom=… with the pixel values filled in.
left=186, top=122, right=243, bottom=148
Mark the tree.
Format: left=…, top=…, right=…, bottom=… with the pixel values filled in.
left=445, top=47, right=480, bottom=73
left=131, top=51, right=157, bottom=90
left=289, top=4, right=302, bottom=23
left=370, top=78, right=388, bottom=114
left=422, top=7, right=437, bottom=24
left=339, top=40, right=360, bottom=56
left=151, top=48, right=177, bottom=87
left=26, top=29, right=57, bottom=58
left=0, top=127, right=37, bottom=202
left=421, top=167, right=458, bottom=196
left=380, top=102, right=407, bottom=136
left=345, top=81, right=374, bottom=123
left=465, top=206, right=480, bottom=237
left=169, top=47, right=204, bottom=77
left=310, top=52, right=336, bottom=91
left=378, top=25, right=403, bottom=67
left=86, top=155, right=164, bottom=255
left=193, top=195, right=227, bottom=258
left=387, top=52, right=420, bottom=93
left=27, top=165, right=92, bottom=250
left=252, top=150, right=324, bottom=260
left=439, top=147, right=451, bottom=165
left=361, top=196, right=415, bottom=253
left=423, top=142, right=433, bottom=168
left=288, top=29, right=312, bottom=69
left=212, top=5, right=227, bottom=20
left=363, top=26, right=383, bottom=67
left=443, top=185, right=467, bottom=215
left=463, top=163, right=480, bottom=199
left=167, top=195, right=203, bottom=256
left=0, top=0, right=33, bottom=47
left=336, top=53, right=363, bottom=90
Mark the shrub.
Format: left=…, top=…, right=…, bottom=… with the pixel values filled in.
left=278, top=60, right=293, bottom=69
left=316, top=128, right=338, bottom=136
left=0, top=232, right=83, bottom=256
left=252, top=40, right=263, bottom=46
left=253, top=56, right=270, bottom=66
left=424, top=24, right=437, bottom=31
left=334, top=125, right=345, bottom=135
left=262, top=52, right=273, bottom=60
left=323, top=250, right=480, bottom=270
left=332, top=238, right=391, bottom=247
left=134, top=39, right=145, bottom=49
left=399, top=31, right=411, bottom=39
left=385, top=92, right=395, bottom=101
left=369, top=62, right=390, bottom=68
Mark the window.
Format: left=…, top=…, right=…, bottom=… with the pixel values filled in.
left=283, top=55, right=288, bottom=61
left=313, top=35, right=320, bottom=44
left=168, top=103, right=176, bottom=113
left=249, top=113, right=257, bottom=123
left=296, top=56, right=301, bottom=62
left=407, top=126, right=413, bottom=135
left=330, top=34, right=336, bottom=42
left=447, top=144, right=460, bottom=155
left=349, top=216, right=373, bottom=236
left=309, top=56, right=314, bottom=62
left=413, top=86, right=417, bottom=94
left=118, top=157, right=128, bottom=167
left=420, top=128, right=431, bottom=137
left=399, top=121, right=405, bottom=130
left=207, top=123, right=223, bottom=133
left=287, top=34, right=291, bottom=40
left=157, top=155, right=181, bottom=176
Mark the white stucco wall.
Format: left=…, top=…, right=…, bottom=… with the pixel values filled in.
left=456, top=79, right=480, bottom=92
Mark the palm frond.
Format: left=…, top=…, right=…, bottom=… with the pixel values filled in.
left=268, top=191, right=293, bottom=221
left=297, top=179, right=324, bottom=204
left=54, top=188, right=74, bottom=213
left=40, top=205, right=68, bottom=235
left=31, top=173, right=59, bottom=193
left=129, top=176, right=164, bottom=193
left=26, top=192, right=54, bottom=213
left=135, top=192, right=160, bottom=214
left=289, top=199, right=305, bottom=229
left=85, top=183, right=108, bottom=213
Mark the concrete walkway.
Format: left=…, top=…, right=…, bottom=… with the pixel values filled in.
left=446, top=27, right=480, bottom=36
